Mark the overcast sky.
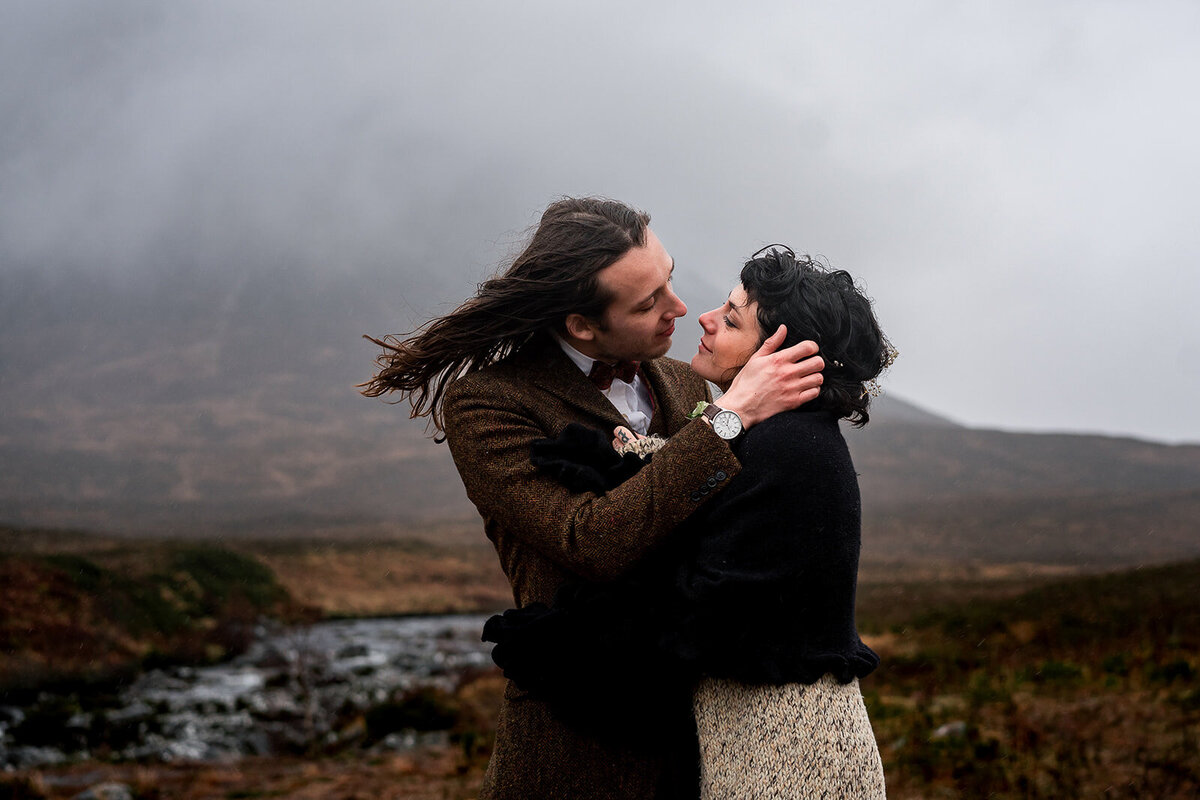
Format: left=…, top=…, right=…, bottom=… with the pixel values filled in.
left=3, top=0, right=1199, bottom=443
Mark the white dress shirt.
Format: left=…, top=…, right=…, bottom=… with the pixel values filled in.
left=554, top=335, right=654, bottom=435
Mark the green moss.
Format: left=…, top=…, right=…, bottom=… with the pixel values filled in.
left=43, top=553, right=192, bottom=636
left=164, top=545, right=287, bottom=613
left=3, top=545, right=295, bottom=692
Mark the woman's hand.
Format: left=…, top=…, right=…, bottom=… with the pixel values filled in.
left=716, top=325, right=824, bottom=430
left=612, top=426, right=646, bottom=451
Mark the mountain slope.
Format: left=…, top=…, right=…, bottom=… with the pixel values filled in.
left=2, top=268, right=1198, bottom=567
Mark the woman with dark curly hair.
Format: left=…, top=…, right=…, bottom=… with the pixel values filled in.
left=486, top=246, right=894, bottom=798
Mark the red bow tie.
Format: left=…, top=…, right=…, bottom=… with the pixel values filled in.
left=588, top=360, right=640, bottom=390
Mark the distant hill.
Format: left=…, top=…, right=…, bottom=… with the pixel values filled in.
left=867, top=394, right=962, bottom=428
left=2, top=267, right=1198, bottom=568
left=845, top=420, right=1200, bottom=567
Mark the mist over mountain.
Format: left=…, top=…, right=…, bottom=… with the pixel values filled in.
left=2, top=266, right=1198, bottom=567
left=1, top=264, right=427, bottom=532
left=3, top=2, right=1199, bottom=444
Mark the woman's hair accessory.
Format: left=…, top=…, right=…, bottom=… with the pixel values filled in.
left=751, top=243, right=796, bottom=259
left=883, top=342, right=899, bottom=370
left=860, top=343, right=900, bottom=398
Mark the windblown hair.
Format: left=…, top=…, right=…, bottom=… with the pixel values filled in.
left=360, top=197, right=651, bottom=433
left=740, top=247, right=893, bottom=427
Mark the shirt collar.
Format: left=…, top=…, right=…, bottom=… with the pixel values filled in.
left=552, top=332, right=601, bottom=375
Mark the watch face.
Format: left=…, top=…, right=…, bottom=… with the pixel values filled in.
left=713, top=409, right=743, bottom=439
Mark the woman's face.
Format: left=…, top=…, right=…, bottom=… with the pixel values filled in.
left=691, top=284, right=764, bottom=390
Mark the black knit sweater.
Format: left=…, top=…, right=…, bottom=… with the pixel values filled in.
left=484, top=409, right=878, bottom=729
left=665, top=408, right=877, bottom=684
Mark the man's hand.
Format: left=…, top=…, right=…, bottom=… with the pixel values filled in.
left=612, top=426, right=646, bottom=450
left=715, top=326, right=823, bottom=429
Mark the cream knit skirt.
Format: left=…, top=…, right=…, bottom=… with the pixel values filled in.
left=693, top=675, right=886, bottom=799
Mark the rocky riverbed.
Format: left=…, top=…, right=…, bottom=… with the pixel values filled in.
left=1, top=614, right=495, bottom=769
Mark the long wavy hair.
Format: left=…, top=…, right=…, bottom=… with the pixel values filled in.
left=740, top=247, right=894, bottom=427
left=361, top=197, right=651, bottom=433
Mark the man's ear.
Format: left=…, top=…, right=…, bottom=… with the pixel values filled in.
left=564, top=313, right=599, bottom=342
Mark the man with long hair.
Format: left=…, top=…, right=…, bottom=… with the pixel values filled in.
left=363, top=197, right=824, bottom=799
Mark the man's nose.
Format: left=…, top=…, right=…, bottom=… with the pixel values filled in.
left=665, top=288, right=687, bottom=319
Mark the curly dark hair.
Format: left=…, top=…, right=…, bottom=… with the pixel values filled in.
left=739, top=247, right=893, bottom=426
left=360, top=197, right=650, bottom=433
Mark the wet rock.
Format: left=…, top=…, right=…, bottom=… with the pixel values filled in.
left=7, top=744, right=68, bottom=769
left=377, top=730, right=418, bottom=751
left=73, top=783, right=133, bottom=800
left=239, top=728, right=274, bottom=757
left=125, top=732, right=210, bottom=763
left=246, top=688, right=307, bottom=722
left=368, top=729, right=449, bottom=754
left=106, top=701, right=154, bottom=726
left=336, top=644, right=370, bottom=659
left=250, top=643, right=294, bottom=670
left=930, top=720, right=968, bottom=740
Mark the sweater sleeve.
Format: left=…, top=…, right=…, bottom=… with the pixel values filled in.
left=442, top=375, right=742, bottom=583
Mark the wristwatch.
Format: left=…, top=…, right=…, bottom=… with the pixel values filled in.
left=702, top=403, right=744, bottom=441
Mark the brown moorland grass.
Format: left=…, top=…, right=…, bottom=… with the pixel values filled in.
left=0, top=750, right=488, bottom=800
left=3, top=529, right=1196, bottom=798
left=239, top=538, right=512, bottom=617
left=857, top=559, right=1200, bottom=798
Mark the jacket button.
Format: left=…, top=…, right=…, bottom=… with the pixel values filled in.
left=715, top=471, right=727, bottom=481
left=706, top=477, right=718, bottom=487
left=699, top=486, right=710, bottom=495
left=691, top=492, right=702, bottom=502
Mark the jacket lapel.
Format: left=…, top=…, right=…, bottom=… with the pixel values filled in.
left=641, top=358, right=696, bottom=436
left=516, top=335, right=629, bottom=431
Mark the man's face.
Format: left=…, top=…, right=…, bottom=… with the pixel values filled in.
left=575, top=228, right=688, bottom=362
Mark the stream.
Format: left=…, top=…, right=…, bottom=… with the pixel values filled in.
left=0, top=614, right=495, bottom=769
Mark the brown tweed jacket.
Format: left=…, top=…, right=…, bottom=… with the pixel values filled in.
left=442, top=333, right=742, bottom=800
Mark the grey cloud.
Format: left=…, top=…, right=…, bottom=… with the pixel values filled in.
left=1, top=0, right=1198, bottom=441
